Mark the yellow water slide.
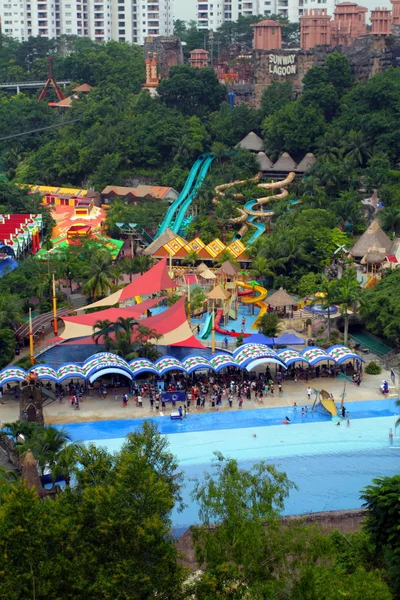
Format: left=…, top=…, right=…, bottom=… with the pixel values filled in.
left=236, top=281, right=268, bottom=329
left=320, top=397, right=338, bottom=417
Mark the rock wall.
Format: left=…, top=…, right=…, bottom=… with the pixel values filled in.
left=143, top=36, right=183, bottom=79
left=250, top=34, right=399, bottom=106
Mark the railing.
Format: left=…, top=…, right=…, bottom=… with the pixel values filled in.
left=0, top=80, right=72, bottom=89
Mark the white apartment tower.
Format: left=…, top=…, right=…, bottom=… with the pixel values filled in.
left=0, top=0, right=173, bottom=45
left=197, top=0, right=318, bottom=29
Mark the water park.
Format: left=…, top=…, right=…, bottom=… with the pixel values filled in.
left=1, top=147, right=399, bottom=543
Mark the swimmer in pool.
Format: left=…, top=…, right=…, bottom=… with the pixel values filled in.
left=252, top=434, right=257, bottom=438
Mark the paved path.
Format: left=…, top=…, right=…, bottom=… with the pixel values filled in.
left=0, top=370, right=394, bottom=426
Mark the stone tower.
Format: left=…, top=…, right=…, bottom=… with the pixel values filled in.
left=19, top=377, right=44, bottom=425
left=251, top=19, right=283, bottom=51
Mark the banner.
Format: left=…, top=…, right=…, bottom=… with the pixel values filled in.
left=161, top=391, right=186, bottom=403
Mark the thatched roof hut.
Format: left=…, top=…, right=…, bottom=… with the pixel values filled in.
left=196, top=262, right=208, bottom=273
left=350, top=220, right=392, bottom=259
left=267, top=288, right=297, bottom=307
left=361, top=245, right=387, bottom=265
left=207, top=285, right=230, bottom=301
left=272, top=152, right=296, bottom=171
left=256, top=152, right=273, bottom=171
left=217, top=260, right=240, bottom=276
left=237, top=132, right=263, bottom=152
left=296, top=153, right=317, bottom=173
left=199, top=268, right=216, bottom=280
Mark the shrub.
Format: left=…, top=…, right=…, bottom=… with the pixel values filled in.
left=365, top=361, right=382, bottom=375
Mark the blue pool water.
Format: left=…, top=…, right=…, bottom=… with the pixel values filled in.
left=59, top=399, right=400, bottom=535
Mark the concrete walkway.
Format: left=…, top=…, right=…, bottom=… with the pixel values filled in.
left=0, top=370, right=395, bottom=427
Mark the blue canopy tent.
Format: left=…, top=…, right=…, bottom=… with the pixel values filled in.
left=242, top=333, right=275, bottom=346
left=274, top=333, right=305, bottom=346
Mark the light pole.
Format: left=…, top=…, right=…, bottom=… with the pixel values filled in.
left=115, top=223, right=137, bottom=258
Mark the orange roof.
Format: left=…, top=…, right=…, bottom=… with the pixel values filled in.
left=72, top=83, right=93, bottom=93
left=251, top=19, right=282, bottom=27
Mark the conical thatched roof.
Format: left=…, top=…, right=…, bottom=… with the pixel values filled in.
left=207, top=284, right=230, bottom=300
left=296, top=153, right=316, bottom=172
left=272, top=152, right=296, bottom=171
left=351, top=220, right=392, bottom=259
left=217, top=260, right=240, bottom=276
left=21, top=449, right=45, bottom=497
left=143, top=228, right=177, bottom=256
left=238, top=132, right=263, bottom=152
left=199, top=268, right=216, bottom=279
left=256, top=152, right=273, bottom=171
left=361, top=244, right=386, bottom=265
left=196, top=262, right=208, bottom=273
left=267, top=287, right=296, bottom=307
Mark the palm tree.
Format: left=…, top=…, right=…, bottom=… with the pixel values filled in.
left=335, top=270, right=360, bottom=345
left=2, top=420, right=40, bottom=443
left=112, top=330, right=139, bottom=361
left=251, top=257, right=274, bottom=282
left=92, top=319, right=113, bottom=350
left=82, top=251, right=116, bottom=299
left=380, top=205, right=400, bottom=235
left=314, top=278, right=339, bottom=342
left=214, top=249, right=239, bottom=268
left=115, top=316, right=138, bottom=336
left=19, top=426, right=72, bottom=476
left=134, top=255, right=153, bottom=275
left=51, top=442, right=83, bottom=487
left=342, top=130, right=371, bottom=167
left=120, top=257, right=138, bottom=282
left=182, top=250, right=199, bottom=268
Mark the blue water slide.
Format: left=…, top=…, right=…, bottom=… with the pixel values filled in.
left=244, top=199, right=272, bottom=245
left=172, top=154, right=215, bottom=234
left=157, top=155, right=206, bottom=236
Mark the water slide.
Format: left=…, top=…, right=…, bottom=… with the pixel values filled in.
left=157, top=155, right=208, bottom=236
left=320, top=397, right=338, bottom=417
left=212, top=172, right=296, bottom=243
left=200, top=313, right=212, bottom=339
left=214, top=309, right=251, bottom=338
left=171, top=154, right=215, bottom=234
left=235, top=281, right=268, bottom=329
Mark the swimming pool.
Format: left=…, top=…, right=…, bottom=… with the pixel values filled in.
left=60, top=399, right=400, bottom=535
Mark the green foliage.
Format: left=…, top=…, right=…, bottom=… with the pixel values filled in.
left=297, top=272, right=321, bottom=297
left=365, top=361, right=382, bottom=375
left=157, top=65, right=226, bottom=116
left=360, top=270, right=400, bottom=345
left=263, top=100, right=327, bottom=156
left=260, top=80, right=293, bottom=119
left=0, top=422, right=185, bottom=599
left=0, top=327, right=16, bottom=368
left=258, top=311, right=282, bottom=337
left=82, top=250, right=117, bottom=300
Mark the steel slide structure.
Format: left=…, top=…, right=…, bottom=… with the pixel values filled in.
left=157, top=154, right=214, bottom=236
left=235, top=281, right=268, bottom=329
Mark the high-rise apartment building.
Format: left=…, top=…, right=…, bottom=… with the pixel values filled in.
left=0, top=0, right=173, bottom=45
left=196, top=0, right=338, bottom=29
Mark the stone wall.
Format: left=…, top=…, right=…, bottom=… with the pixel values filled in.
left=250, top=34, right=399, bottom=106
left=143, top=36, right=183, bottom=79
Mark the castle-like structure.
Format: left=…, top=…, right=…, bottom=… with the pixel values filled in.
left=251, top=1, right=399, bottom=52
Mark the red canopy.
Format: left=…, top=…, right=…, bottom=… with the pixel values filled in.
left=62, top=296, right=163, bottom=328
left=119, top=257, right=176, bottom=301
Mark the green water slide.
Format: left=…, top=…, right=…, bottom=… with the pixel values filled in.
left=171, top=154, right=215, bottom=234
left=157, top=155, right=207, bottom=236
